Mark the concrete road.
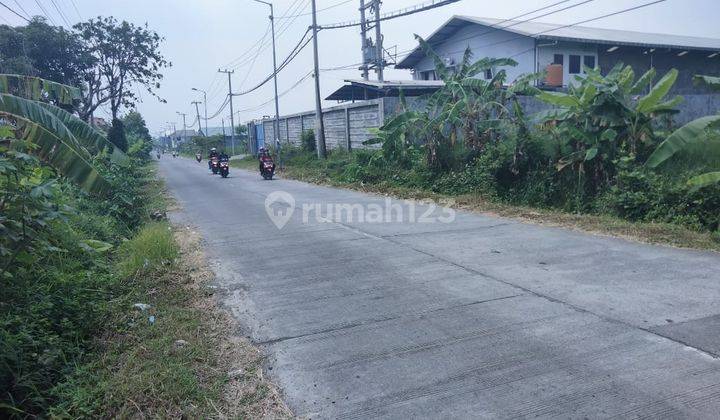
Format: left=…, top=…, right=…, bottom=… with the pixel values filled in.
left=160, top=157, right=720, bottom=419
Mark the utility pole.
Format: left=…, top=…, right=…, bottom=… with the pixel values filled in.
left=359, top=0, right=370, bottom=80
left=176, top=112, right=187, bottom=145
left=218, top=69, right=236, bottom=155
left=253, top=0, right=281, bottom=159
left=310, top=0, right=327, bottom=158
left=191, top=87, right=208, bottom=137
left=191, top=101, right=202, bottom=136
left=372, top=0, right=384, bottom=82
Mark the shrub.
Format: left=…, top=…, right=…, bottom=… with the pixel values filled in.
left=301, top=129, right=315, bottom=153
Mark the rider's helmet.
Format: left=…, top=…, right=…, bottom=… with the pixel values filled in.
left=211, top=147, right=217, bottom=152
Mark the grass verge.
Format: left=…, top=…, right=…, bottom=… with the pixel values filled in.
left=49, top=174, right=290, bottom=418
left=233, top=154, right=720, bottom=252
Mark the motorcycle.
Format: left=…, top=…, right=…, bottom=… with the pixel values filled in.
left=195, top=153, right=202, bottom=163
left=156, top=152, right=161, bottom=160
left=172, top=151, right=178, bottom=158
left=219, top=158, right=230, bottom=178
left=210, top=156, right=219, bottom=175
left=260, top=158, right=275, bottom=180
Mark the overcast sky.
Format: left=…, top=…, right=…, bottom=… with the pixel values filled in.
left=4, top=0, right=720, bottom=133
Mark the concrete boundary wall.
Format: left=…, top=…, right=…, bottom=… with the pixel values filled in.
left=246, top=93, right=720, bottom=154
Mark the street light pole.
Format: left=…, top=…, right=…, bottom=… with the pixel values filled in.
left=191, top=87, right=208, bottom=137
left=253, top=0, right=281, bottom=158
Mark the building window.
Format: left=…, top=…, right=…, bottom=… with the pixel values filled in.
left=553, top=54, right=564, bottom=65
left=569, top=54, right=581, bottom=74
left=484, top=68, right=493, bottom=80
left=420, top=70, right=436, bottom=80
left=583, top=55, right=596, bottom=71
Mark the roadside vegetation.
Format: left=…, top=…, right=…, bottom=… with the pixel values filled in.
left=240, top=38, right=720, bottom=250
left=0, top=15, right=290, bottom=418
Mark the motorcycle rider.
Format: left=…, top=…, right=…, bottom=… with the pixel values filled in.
left=208, top=147, right=219, bottom=170
left=258, top=147, right=274, bottom=172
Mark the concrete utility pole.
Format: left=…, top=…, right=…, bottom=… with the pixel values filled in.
left=218, top=69, right=236, bottom=155
left=310, top=0, right=327, bottom=158
left=176, top=112, right=187, bottom=145
left=191, top=87, right=208, bottom=137
left=359, top=0, right=370, bottom=81
left=191, top=101, right=202, bottom=136
left=372, top=0, right=384, bottom=82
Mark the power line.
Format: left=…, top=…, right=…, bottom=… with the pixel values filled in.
left=67, top=0, right=81, bottom=20
left=421, top=0, right=666, bottom=60
left=395, top=0, right=595, bottom=61
left=234, top=27, right=314, bottom=96
left=233, top=71, right=314, bottom=117
left=276, top=0, right=354, bottom=19
left=11, top=0, right=30, bottom=20
left=0, top=0, right=29, bottom=21
left=48, top=0, right=71, bottom=26
left=33, top=0, right=57, bottom=25
left=321, top=0, right=463, bottom=30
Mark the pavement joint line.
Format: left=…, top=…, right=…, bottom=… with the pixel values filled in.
left=379, top=222, right=513, bottom=239
left=319, top=216, right=720, bottom=361
left=256, top=294, right=524, bottom=346
left=382, top=235, right=720, bottom=360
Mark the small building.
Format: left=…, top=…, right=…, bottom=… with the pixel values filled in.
left=396, top=16, right=720, bottom=93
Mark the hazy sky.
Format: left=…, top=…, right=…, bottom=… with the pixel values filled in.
left=4, top=0, right=720, bottom=133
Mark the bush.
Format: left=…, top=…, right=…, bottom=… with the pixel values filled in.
left=117, top=222, right=178, bottom=279
left=301, top=129, right=315, bottom=153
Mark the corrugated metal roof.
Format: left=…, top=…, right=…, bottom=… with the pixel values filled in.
left=397, top=15, right=720, bottom=68
left=325, top=79, right=444, bottom=101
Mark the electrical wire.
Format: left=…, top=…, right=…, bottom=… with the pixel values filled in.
left=0, top=0, right=29, bottom=21
left=416, top=0, right=666, bottom=60
left=33, top=0, right=57, bottom=25
left=394, top=0, right=595, bottom=62
left=67, top=0, right=81, bottom=20
left=11, top=0, right=30, bottom=20
left=48, top=0, right=71, bottom=26
left=234, top=27, right=313, bottom=96
left=276, top=0, right=354, bottom=19
left=320, top=0, right=463, bottom=30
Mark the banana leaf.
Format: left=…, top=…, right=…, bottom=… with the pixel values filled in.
left=0, top=74, right=81, bottom=105
left=0, top=94, right=109, bottom=194
left=38, top=102, right=128, bottom=163
left=646, top=115, right=720, bottom=168
left=688, top=172, right=720, bottom=190
left=637, top=69, right=678, bottom=114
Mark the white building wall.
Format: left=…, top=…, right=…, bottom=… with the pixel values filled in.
left=537, top=41, right=599, bottom=87
left=413, top=23, right=536, bottom=83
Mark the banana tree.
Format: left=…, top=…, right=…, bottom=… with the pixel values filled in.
left=536, top=64, right=681, bottom=193
left=647, top=75, right=720, bottom=189
left=414, top=35, right=539, bottom=169
left=0, top=75, right=122, bottom=194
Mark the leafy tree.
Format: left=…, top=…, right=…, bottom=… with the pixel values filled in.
left=123, top=110, right=152, bottom=141
left=74, top=17, right=171, bottom=121
left=0, top=17, right=93, bottom=87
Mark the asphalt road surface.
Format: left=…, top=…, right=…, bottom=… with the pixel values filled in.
left=160, top=157, right=720, bottom=419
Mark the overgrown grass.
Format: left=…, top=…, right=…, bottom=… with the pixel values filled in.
left=239, top=147, right=720, bottom=252
left=50, top=222, right=226, bottom=418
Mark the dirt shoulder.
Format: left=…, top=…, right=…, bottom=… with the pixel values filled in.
left=173, top=225, right=292, bottom=418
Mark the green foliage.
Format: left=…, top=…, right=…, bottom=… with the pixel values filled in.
left=107, top=118, right=128, bottom=152
left=535, top=64, right=680, bottom=207
left=301, top=129, right=316, bottom=153
left=74, top=16, right=171, bottom=120
left=116, top=222, right=178, bottom=279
